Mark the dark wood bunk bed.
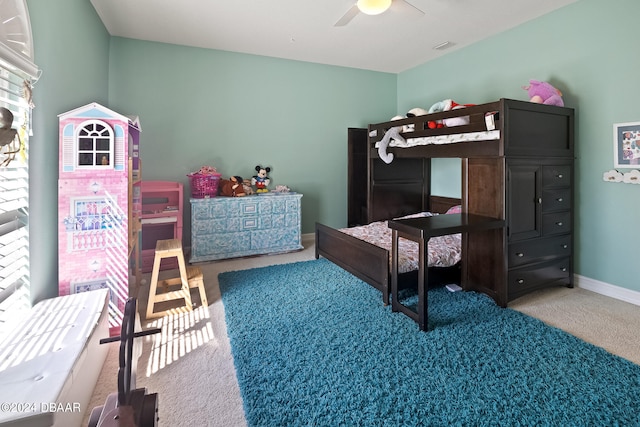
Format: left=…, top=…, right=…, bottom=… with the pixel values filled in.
left=316, top=98, right=575, bottom=310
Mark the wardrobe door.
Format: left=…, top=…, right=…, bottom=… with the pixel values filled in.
left=507, top=162, right=542, bottom=241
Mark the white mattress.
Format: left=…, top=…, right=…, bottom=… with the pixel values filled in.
left=374, top=130, right=500, bottom=149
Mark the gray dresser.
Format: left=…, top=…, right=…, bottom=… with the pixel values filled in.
left=190, top=193, right=303, bottom=262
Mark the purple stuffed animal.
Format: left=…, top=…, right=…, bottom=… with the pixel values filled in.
left=523, top=80, right=564, bottom=107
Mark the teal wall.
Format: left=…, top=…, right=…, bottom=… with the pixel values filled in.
left=27, top=0, right=110, bottom=302
left=24, top=0, right=639, bottom=300
left=106, top=38, right=396, bottom=245
left=397, top=0, right=640, bottom=292
left=25, top=0, right=396, bottom=300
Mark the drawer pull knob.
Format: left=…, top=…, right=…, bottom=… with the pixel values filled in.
left=561, top=267, right=567, bottom=272
left=557, top=198, right=563, bottom=202
left=517, top=279, right=524, bottom=284
left=562, top=244, right=568, bottom=249
left=557, top=174, right=563, bottom=179
left=538, top=198, right=543, bottom=204
left=516, top=252, right=524, bottom=257
left=556, top=222, right=563, bottom=226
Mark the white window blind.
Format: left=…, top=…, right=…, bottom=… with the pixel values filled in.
left=0, top=66, right=32, bottom=336
left=0, top=0, right=38, bottom=338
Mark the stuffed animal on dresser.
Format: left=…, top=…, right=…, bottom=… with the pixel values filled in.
left=251, top=165, right=271, bottom=193
left=219, top=176, right=246, bottom=197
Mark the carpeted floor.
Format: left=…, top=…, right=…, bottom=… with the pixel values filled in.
left=219, top=259, right=640, bottom=426
left=84, top=239, right=640, bottom=427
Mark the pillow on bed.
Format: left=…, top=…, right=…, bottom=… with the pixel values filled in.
left=393, top=211, right=435, bottom=220
left=445, top=205, right=462, bottom=214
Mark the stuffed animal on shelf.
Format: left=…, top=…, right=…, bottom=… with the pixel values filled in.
left=388, top=108, right=427, bottom=133
left=523, top=80, right=564, bottom=107
left=402, top=107, right=429, bottom=132
left=219, top=176, right=246, bottom=197
left=377, top=108, right=429, bottom=164
left=406, top=107, right=429, bottom=117
left=251, top=165, right=271, bottom=193
left=427, top=99, right=475, bottom=129
left=377, top=127, right=404, bottom=164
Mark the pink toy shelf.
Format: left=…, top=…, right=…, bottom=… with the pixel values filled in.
left=140, top=181, right=184, bottom=273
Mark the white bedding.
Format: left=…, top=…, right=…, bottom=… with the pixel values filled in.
left=339, top=212, right=462, bottom=274
left=370, top=128, right=500, bottom=164
left=374, top=130, right=500, bottom=148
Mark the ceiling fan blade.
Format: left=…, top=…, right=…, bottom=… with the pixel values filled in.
left=335, top=4, right=360, bottom=27
left=395, top=0, right=425, bottom=16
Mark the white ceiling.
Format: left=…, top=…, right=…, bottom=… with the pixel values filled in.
left=89, top=0, right=577, bottom=74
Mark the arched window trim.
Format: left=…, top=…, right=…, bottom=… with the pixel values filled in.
left=74, top=119, right=115, bottom=170
left=0, top=0, right=38, bottom=79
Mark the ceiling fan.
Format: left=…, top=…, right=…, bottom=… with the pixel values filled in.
left=335, top=0, right=425, bottom=27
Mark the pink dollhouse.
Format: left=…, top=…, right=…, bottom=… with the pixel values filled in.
left=58, top=102, right=141, bottom=336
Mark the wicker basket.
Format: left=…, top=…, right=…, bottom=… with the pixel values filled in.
left=187, top=173, right=221, bottom=198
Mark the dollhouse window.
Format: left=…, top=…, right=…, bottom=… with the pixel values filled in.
left=71, top=196, right=121, bottom=232
left=76, top=120, right=114, bottom=168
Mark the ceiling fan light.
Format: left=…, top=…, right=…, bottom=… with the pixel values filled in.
left=357, top=0, right=392, bottom=16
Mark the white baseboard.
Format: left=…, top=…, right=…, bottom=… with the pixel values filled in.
left=302, top=232, right=315, bottom=246
left=190, top=233, right=640, bottom=307
left=575, top=274, right=640, bottom=306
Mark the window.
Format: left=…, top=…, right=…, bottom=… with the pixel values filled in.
left=0, top=0, right=39, bottom=338
left=70, top=196, right=121, bottom=231
left=76, top=120, right=114, bottom=168
left=0, top=68, right=32, bottom=336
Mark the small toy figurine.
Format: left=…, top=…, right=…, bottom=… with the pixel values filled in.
left=251, top=165, right=271, bottom=193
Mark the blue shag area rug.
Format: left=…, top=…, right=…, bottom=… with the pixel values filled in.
left=218, top=259, right=640, bottom=427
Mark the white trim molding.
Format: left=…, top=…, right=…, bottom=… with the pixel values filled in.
left=575, top=274, right=640, bottom=307
left=301, top=232, right=315, bottom=246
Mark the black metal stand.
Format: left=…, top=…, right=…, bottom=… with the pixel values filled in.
left=88, top=298, right=161, bottom=427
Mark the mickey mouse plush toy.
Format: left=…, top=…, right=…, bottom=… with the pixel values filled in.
left=251, top=165, right=271, bottom=193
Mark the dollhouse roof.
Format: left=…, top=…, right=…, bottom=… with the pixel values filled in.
left=58, top=102, right=141, bottom=130
left=126, top=115, right=142, bottom=132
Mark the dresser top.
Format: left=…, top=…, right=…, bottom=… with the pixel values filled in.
left=190, top=192, right=302, bottom=203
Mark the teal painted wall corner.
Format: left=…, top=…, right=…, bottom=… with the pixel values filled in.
left=397, top=0, right=640, bottom=292
left=27, top=0, right=110, bottom=303
left=107, top=37, right=397, bottom=245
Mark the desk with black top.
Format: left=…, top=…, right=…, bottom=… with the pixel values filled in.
left=388, top=213, right=506, bottom=331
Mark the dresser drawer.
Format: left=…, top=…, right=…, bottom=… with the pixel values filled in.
left=251, top=227, right=301, bottom=251
left=543, top=165, right=571, bottom=187
left=211, top=199, right=262, bottom=218
left=190, top=193, right=303, bottom=262
left=202, top=231, right=252, bottom=253
left=228, top=215, right=272, bottom=230
left=542, top=211, right=571, bottom=236
left=509, top=235, right=571, bottom=267
left=542, top=188, right=571, bottom=212
left=508, top=257, right=571, bottom=300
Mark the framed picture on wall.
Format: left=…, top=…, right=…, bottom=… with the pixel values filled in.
left=613, top=121, right=640, bottom=168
